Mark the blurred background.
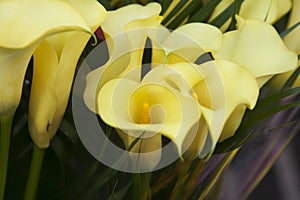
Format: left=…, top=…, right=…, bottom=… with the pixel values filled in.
left=249, top=132, right=300, bottom=200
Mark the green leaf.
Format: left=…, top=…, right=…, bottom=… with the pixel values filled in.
left=280, top=20, right=300, bottom=38
left=210, top=0, right=244, bottom=29
left=124, top=0, right=132, bottom=5
left=190, top=150, right=238, bottom=199
left=162, top=0, right=189, bottom=25
left=81, top=166, right=118, bottom=199
left=166, top=1, right=203, bottom=29
left=188, top=0, right=222, bottom=23
left=158, top=0, right=173, bottom=15
left=130, top=173, right=152, bottom=199
left=59, top=119, right=79, bottom=147
left=78, top=134, right=144, bottom=199
left=109, top=181, right=132, bottom=200
left=227, top=0, right=244, bottom=30
left=281, top=66, right=300, bottom=91
left=254, top=86, right=300, bottom=110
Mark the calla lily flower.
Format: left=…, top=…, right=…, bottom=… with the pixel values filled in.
left=212, top=16, right=298, bottom=87
left=210, top=0, right=292, bottom=31
left=0, top=0, right=93, bottom=116
left=149, top=23, right=222, bottom=65
left=84, top=3, right=162, bottom=111
left=97, top=66, right=201, bottom=168
left=271, top=0, right=300, bottom=88
left=102, top=2, right=162, bottom=68
left=142, top=61, right=259, bottom=156
left=94, top=59, right=258, bottom=164
left=28, top=0, right=106, bottom=148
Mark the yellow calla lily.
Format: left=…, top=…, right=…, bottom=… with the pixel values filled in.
left=212, top=16, right=298, bottom=87
left=0, top=0, right=93, bottom=116
left=142, top=61, right=259, bottom=156
left=210, top=0, right=291, bottom=31
left=84, top=3, right=162, bottom=112
left=28, top=0, right=106, bottom=148
left=102, top=2, right=162, bottom=67
left=97, top=69, right=201, bottom=167
left=149, top=23, right=222, bottom=65
left=271, top=0, right=300, bottom=88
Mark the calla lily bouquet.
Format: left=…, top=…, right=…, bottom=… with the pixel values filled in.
left=0, top=0, right=299, bottom=199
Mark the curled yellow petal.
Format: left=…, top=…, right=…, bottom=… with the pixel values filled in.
left=195, top=60, right=259, bottom=143
left=0, top=0, right=92, bottom=49
left=213, top=16, right=298, bottom=87
left=150, top=23, right=222, bottom=65
left=97, top=76, right=201, bottom=157
left=0, top=0, right=97, bottom=116
left=144, top=61, right=259, bottom=156
left=47, top=0, right=106, bottom=56
left=0, top=46, right=37, bottom=115
left=102, top=3, right=162, bottom=66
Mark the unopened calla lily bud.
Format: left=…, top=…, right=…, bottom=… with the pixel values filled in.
left=28, top=0, right=106, bottom=148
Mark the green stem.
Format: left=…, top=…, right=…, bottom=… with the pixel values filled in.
left=23, top=145, right=45, bottom=200
left=131, top=173, right=152, bottom=200
left=0, top=114, right=14, bottom=200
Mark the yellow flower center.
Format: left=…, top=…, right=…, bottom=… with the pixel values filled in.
left=192, top=92, right=199, bottom=102
left=139, top=103, right=151, bottom=124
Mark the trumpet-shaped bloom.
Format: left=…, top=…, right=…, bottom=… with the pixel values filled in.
left=149, top=23, right=222, bottom=64
left=28, top=0, right=106, bottom=148
left=0, top=0, right=93, bottom=116
left=84, top=3, right=162, bottom=112
left=212, top=16, right=298, bottom=87
left=142, top=61, right=259, bottom=156
left=210, top=0, right=292, bottom=31
left=97, top=67, right=201, bottom=167
left=93, top=59, right=258, bottom=163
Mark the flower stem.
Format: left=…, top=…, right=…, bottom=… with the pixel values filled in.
left=24, top=145, right=45, bottom=200
left=131, top=173, right=152, bottom=200
left=0, top=114, right=14, bottom=200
